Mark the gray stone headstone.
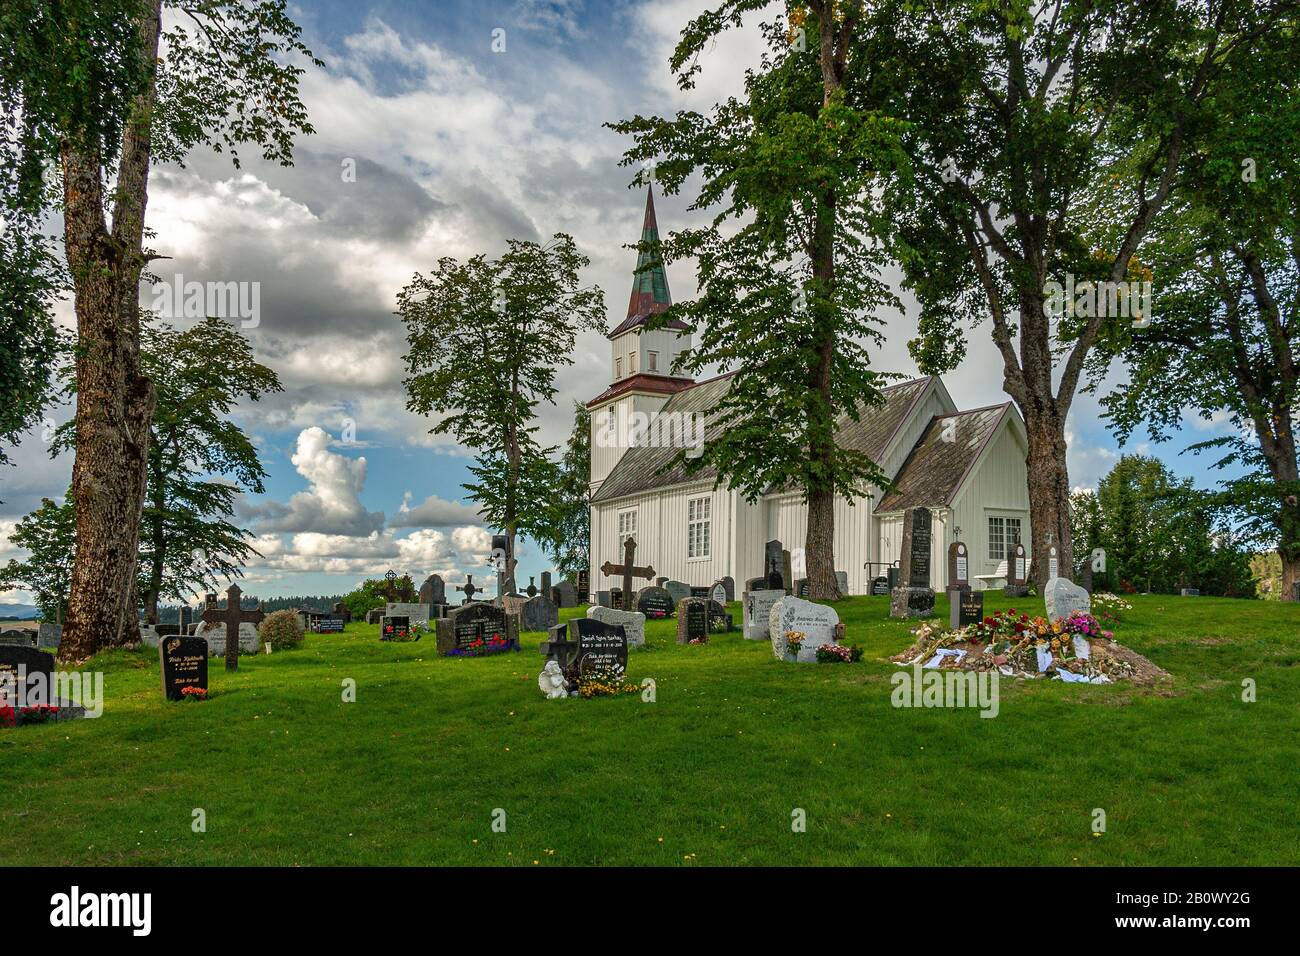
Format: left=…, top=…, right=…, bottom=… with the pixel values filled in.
left=555, top=580, right=578, bottom=608
left=0, top=628, right=35, bottom=647
left=743, top=589, right=785, bottom=640
left=520, top=594, right=559, bottom=633
left=1045, top=577, right=1091, bottom=620
left=901, top=507, right=933, bottom=589
left=835, top=570, right=848, bottom=594
left=366, top=607, right=385, bottom=625
left=596, top=590, right=614, bottom=608
left=38, top=623, right=62, bottom=650
left=138, top=626, right=161, bottom=648
left=664, top=580, right=692, bottom=606
left=419, top=574, right=446, bottom=605
left=587, top=605, right=646, bottom=647
left=720, top=576, right=736, bottom=602
left=540, top=572, right=552, bottom=598
left=710, top=582, right=727, bottom=605
left=764, top=540, right=784, bottom=589
left=193, top=620, right=260, bottom=657
left=1180, top=588, right=1200, bottom=597
left=768, top=596, right=840, bottom=662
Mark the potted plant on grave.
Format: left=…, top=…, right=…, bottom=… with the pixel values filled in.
left=783, top=631, right=806, bottom=663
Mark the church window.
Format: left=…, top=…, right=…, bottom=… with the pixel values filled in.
left=988, top=516, right=1021, bottom=561
left=618, top=509, right=638, bottom=540
left=615, top=357, right=622, bottom=378
left=647, top=351, right=658, bottom=371
left=687, top=496, right=711, bottom=559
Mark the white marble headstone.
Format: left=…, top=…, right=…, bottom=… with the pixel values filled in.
left=743, top=589, right=785, bottom=640
left=587, top=605, right=646, bottom=647
left=768, top=596, right=840, bottom=662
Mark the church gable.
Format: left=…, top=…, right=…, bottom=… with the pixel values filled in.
left=875, top=403, right=1013, bottom=513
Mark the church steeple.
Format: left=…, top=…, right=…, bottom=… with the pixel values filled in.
left=625, top=184, right=672, bottom=322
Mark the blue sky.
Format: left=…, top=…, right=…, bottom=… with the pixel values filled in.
left=0, top=0, right=1247, bottom=605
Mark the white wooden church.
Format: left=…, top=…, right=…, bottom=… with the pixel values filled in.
left=586, top=189, right=1031, bottom=595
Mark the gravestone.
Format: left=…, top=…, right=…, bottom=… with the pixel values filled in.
left=891, top=507, right=935, bottom=618
left=37, top=623, right=62, bottom=650
left=0, top=645, right=55, bottom=706
left=710, top=582, right=727, bottom=605
left=609, top=587, right=624, bottom=610
left=587, top=604, right=646, bottom=648
left=573, top=618, right=629, bottom=674
left=520, top=594, right=559, bottom=633
left=764, top=540, right=785, bottom=590
left=769, top=597, right=840, bottom=663
left=1079, top=563, right=1094, bottom=594
left=636, top=585, right=675, bottom=619
left=332, top=602, right=352, bottom=624
left=870, top=575, right=891, bottom=596
left=745, top=576, right=766, bottom=594
left=720, top=576, right=736, bottom=602
left=663, top=580, right=692, bottom=607
left=1048, top=544, right=1060, bottom=580
left=0, top=629, right=35, bottom=647
left=782, top=551, right=794, bottom=596
left=386, top=602, right=432, bottom=626
left=1180, top=588, right=1200, bottom=597
left=366, top=608, right=385, bottom=625
left=596, top=590, right=614, bottom=609
left=179, top=606, right=193, bottom=630
left=795, top=578, right=810, bottom=598
left=951, top=589, right=984, bottom=630
left=311, top=614, right=345, bottom=634
left=676, top=597, right=710, bottom=644
left=947, top=541, right=971, bottom=592
left=600, top=537, right=655, bottom=613
left=689, top=585, right=710, bottom=599
left=192, top=621, right=259, bottom=657
left=435, top=602, right=519, bottom=656
left=160, top=636, right=209, bottom=701
left=1045, top=577, right=1091, bottom=620
left=201, top=584, right=264, bottom=672
left=540, top=572, right=552, bottom=601
left=707, top=599, right=733, bottom=632
left=835, top=570, right=849, bottom=594
left=455, top=575, right=483, bottom=604
left=743, top=588, right=785, bottom=640
left=1004, top=542, right=1030, bottom=597
left=380, top=615, right=412, bottom=641
left=554, top=579, right=578, bottom=608
left=419, top=574, right=446, bottom=606
left=576, top=570, right=589, bottom=603
left=656, top=576, right=668, bottom=587
left=525, top=577, right=538, bottom=598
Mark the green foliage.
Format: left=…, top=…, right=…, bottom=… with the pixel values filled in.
left=1087, top=10, right=1300, bottom=575
left=257, top=608, right=304, bottom=650
left=51, top=317, right=282, bottom=615
left=610, top=7, right=906, bottom=507
left=0, top=495, right=76, bottom=619
left=545, top=403, right=591, bottom=580
left=398, top=234, right=605, bottom=589
left=341, top=577, right=414, bottom=622
left=1069, top=456, right=1256, bottom=597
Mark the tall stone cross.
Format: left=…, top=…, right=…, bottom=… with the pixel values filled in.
left=202, top=583, right=265, bottom=672
left=456, top=575, right=481, bottom=604
left=384, top=569, right=399, bottom=601
left=600, top=536, right=655, bottom=610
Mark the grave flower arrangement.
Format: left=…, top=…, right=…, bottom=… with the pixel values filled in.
left=1, top=703, right=60, bottom=727
left=446, top=631, right=519, bottom=657
left=576, top=661, right=639, bottom=698
left=815, top=642, right=862, bottom=664
left=180, top=686, right=208, bottom=701
left=784, top=631, right=806, bottom=655
left=1091, top=592, right=1132, bottom=624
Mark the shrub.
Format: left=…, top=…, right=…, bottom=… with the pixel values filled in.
left=258, top=609, right=305, bottom=650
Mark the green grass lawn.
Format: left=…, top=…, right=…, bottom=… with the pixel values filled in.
left=3, top=593, right=1297, bottom=866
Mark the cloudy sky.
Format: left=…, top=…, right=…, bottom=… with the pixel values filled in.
left=0, top=0, right=1242, bottom=606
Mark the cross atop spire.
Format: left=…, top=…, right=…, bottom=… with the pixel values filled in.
left=625, top=184, right=672, bottom=321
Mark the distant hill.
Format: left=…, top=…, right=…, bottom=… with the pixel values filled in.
left=0, top=603, right=40, bottom=620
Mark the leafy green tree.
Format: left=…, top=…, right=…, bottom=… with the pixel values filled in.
left=341, top=576, right=415, bottom=622
left=3, top=0, right=319, bottom=662
left=51, top=318, right=281, bottom=623
left=0, top=496, right=77, bottom=621
left=398, top=235, right=605, bottom=595
left=0, top=0, right=143, bottom=473
left=1089, top=12, right=1300, bottom=601
left=546, top=402, right=592, bottom=581
left=612, top=1, right=906, bottom=598
left=855, top=0, right=1289, bottom=588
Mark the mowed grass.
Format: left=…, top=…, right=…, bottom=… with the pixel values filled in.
left=2, top=593, right=1297, bottom=866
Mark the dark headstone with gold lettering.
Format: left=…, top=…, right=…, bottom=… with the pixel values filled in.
left=891, top=507, right=936, bottom=618
left=160, top=636, right=209, bottom=701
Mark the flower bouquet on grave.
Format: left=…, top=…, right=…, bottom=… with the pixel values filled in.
left=815, top=643, right=862, bottom=664
left=1, top=704, right=61, bottom=725
left=783, top=631, right=806, bottom=662
left=1091, top=593, right=1132, bottom=625
left=577, top=661, right=638, bottom=698
left=180, top=686, right=208, bottom=702
left=0, top=704, right=15, bottom=728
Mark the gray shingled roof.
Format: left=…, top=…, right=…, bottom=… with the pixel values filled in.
left=875, top=404, right=1011, bottom=512
left=592, top=375, right=933, bottom=503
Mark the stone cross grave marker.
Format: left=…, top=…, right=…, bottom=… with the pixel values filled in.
left=201, top=584, right=264, bottom=672
left=764, top=540, right=784, bottom=590
left=455, top=575, right=482, bottom=604
left=600, top=537, right=655, bottom=611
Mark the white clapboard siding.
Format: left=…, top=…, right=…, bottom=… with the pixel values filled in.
left=948, top=414, right=1031, bottom=589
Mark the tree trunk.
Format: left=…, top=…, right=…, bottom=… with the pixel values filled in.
left=1279, top=497, right=1300, bottom=602
left=57, top=1, right=161, bottom=664
left=145, top=480, right=165, bottom=626
left=1022, top=405, right=1074, bottom=590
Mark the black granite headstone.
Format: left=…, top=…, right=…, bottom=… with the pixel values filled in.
left=159, top=636, right=208, bottom=701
